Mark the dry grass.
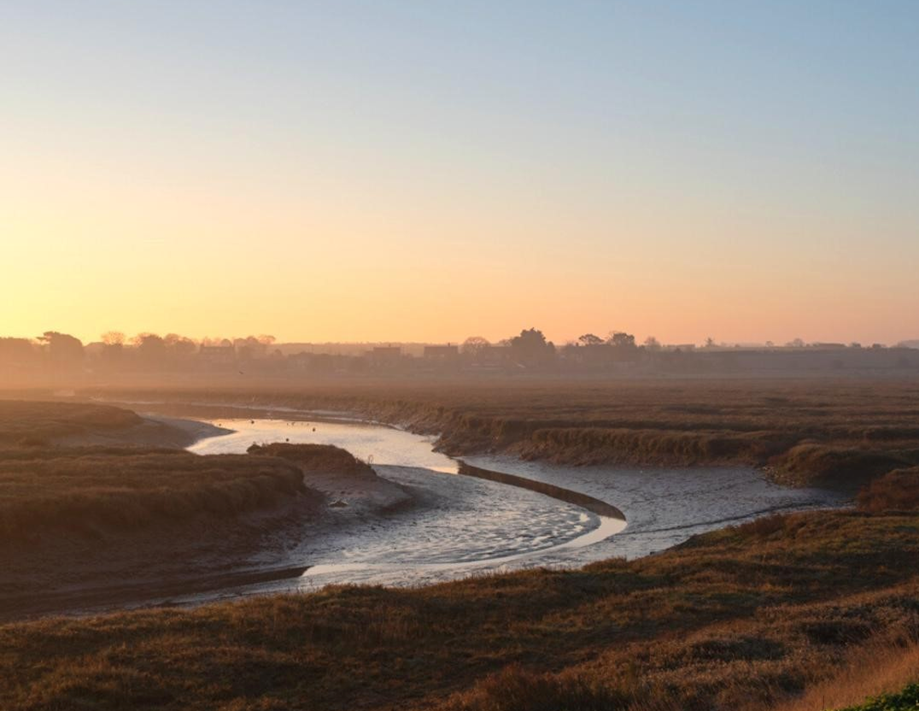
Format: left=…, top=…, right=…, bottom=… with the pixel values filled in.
left=858, top=467, right=919, bottom=513
left=837, top=684, right=919, bottom=711
left=1, top=508, right=917, bottom=710
left=766, top=639, right=919, bottom=711
left=0, top=447, right=308, bottom=542
left=247, top=442, right=376, bottom=478
left=0, top=400, right=141, bottom=446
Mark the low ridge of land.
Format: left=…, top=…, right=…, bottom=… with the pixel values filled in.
left=94, top=377, right=919, bottom=489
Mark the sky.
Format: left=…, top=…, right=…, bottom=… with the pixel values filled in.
left=2, top=0, right=918, bottom=346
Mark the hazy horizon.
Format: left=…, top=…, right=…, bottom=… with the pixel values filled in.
left=3, top=1, right=918, bottom=344
left=3, top=328, right=919, bottom=349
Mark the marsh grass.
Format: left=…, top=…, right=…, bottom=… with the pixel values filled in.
left=1, top=508, right=917, bottom=710
left=94, top=378, right=919, bottom=488
left=0, top=448, right=307, bottom=541
left=858, top=467, right=919, bottom=513
left=767, top=640, right=919, bottom=711
left=0, top=400, right=141, bottom=446
left=3, top=388, right=918, bottom=709
left=246, top=442, right=377, bottom=478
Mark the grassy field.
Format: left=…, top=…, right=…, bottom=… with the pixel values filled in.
left=0, top=447, right=308, bottom=542
left=92, top=377, right=919, bottom=488
left=0, top=400, right=142, bottom=447
left=0, top=503, right=916, bottom=710
left=0, top=402, right=394, bottom=543
left=2, top=387, right=916, bottom=709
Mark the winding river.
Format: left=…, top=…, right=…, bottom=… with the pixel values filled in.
left=179, top=413, right=845, bottom=602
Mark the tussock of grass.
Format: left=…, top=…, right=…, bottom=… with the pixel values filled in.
left=246, top=442, right=376, bottom=478
left=858, top=467, right=919, bottom=512
left=0, top=448, right=307, bottom=542
left=771, top=444, right=910, bottom=487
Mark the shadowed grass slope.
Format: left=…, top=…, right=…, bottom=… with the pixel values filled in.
left=0, top=400, right=142, bottom=447
left=0, top=448, right=307, bottom=542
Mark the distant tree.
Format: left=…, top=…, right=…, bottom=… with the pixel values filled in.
left=786, top=338, right=805, bottom=348
left=462, top=336, right=491, bottom=357
left=236, top=336, right=269, bottom=360
left=164, top=333, right=197, bottom=358
left=511, top=328, right=547, bottom=350
left=765, top=340, right=775, bottom=348
left=643, top=336, right=661, bottom=351
left=578, top=333, right=604, bottom=347
left=132, top=333, right=167, bottom=361
left=37, top=332, right=84, bottom=365
left=704, top=337, right=716, bottom=348
left=0, top=337, right=36, bottom=363
left=257, top=335, right=276, bottom=346
left=608, top=332, right=636, bottom=348
left=101, top=331, right=125, bottom=346
left=509, top=328, right=554, bottom=364
left=99, top=331, right=125, bottom=363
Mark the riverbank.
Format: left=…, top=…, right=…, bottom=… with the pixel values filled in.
left=3, top=404, right=625, bottom=619
left=0, top=398, right=229, bottom=449
left=82, top=378, right=919, bottom=491
left=0, top=402, right=421, bottom=621
left=0, top=396, right=859, bottom=619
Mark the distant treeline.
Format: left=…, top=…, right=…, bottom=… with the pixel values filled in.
left=1, top=328, right=918, bottom=380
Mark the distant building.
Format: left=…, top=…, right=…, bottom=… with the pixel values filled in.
left=810, top=342, right=847, bottom=350
left=423, top=344, right=459, bottom=359
left=370, top=346, right=403, bottom=366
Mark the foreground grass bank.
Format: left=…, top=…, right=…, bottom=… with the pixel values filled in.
left=1, top=506, right=917, bottom=711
